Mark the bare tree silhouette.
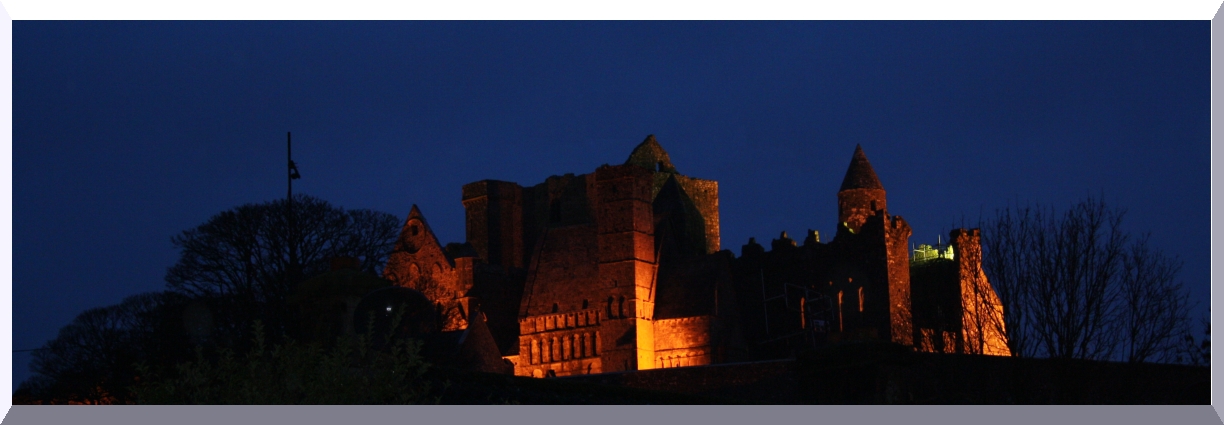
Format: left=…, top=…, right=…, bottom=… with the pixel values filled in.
left=164, top=194, right=400, bottom=345
left=980, top=196, right=1196, bottom=363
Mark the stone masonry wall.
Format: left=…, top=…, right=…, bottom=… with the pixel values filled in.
left=653, top=315, right=714, bottom=368
left=515, top=308, right=604, bottom=377
left=383, top=208, right=472, bottom=332
left=675, top=175, right=720, bottom=254
left=951, top=228, right=1009, bottom=356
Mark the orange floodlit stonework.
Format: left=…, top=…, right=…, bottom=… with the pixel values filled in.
left=382, top=136, right=1010, bottom=378
left=952, top=229, right=1010, bottom=356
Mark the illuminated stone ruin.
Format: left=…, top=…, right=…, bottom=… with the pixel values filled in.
left=382, top=136, right=1010, bottom=378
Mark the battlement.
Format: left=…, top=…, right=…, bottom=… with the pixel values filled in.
left=519, top=308, right=602, bottom=335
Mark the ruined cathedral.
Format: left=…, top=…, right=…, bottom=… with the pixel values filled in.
left=380, top=135, right=1009, bottom=378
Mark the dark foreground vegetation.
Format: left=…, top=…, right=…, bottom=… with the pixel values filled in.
left=13, top=318, right=726, bottom=405
left=15, top=336, right=1207, bottom=405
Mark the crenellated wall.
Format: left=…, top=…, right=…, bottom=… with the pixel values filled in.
left=515, top=308, right=604, bottom=377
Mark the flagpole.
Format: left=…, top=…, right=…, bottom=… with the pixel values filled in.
left=287, top=132, right=299, bottom=305
left=288, top=132, right=293, bottom=201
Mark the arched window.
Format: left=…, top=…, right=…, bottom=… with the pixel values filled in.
left=858, top=287, right=864, bottom=312
left=837, top=291, right=844, bottom=332
left=800, top=297, right=806, bottom=329
left=606, top=297, right=614, bottom=319
left=531, top=340, right=540, bottom=364
left=582, top=299, right=589, bottom=309
left=552, top=303, right=559, bottom=313
left=618, top=296, right=626, bottom=318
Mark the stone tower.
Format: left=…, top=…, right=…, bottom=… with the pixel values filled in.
left=950, top=229, right=1010, bottom=356
left=832, top=145, right=913, bottom=346
left=506, top=135, right=732, bottom=377
left=462, top=180, right=525, bottom=269
left=837, top=144, right=887, bottom=234
left=594, top=163, right=658, bottom=372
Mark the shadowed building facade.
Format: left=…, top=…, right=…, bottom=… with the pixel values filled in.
left=731, top=145, right=1009, bottom=359
left=382, top=136, right=1008, bottom=378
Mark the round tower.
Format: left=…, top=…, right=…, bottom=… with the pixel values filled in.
left=837, top=145, right=887, bottom=234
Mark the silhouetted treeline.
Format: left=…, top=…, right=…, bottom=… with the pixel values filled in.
left=15, top=195, right=404, bottom=404
left=16, top=292, right=192, bottom=404
left=979, top=196, right=1207, bottom=364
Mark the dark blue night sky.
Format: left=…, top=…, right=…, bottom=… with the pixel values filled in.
left=13, top=21, right=1209, bottom=388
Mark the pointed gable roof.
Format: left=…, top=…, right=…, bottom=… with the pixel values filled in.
left=395, top=204, right=450, bottom=262
left=839, top=144, right=884, bottom=191
left=625, top=134, right=678, bottom=173
left=407, top=204, right=426, bottom=220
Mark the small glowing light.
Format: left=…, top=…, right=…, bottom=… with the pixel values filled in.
left=386, top=306, right=393, bottom=312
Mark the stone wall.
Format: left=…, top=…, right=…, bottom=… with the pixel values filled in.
left=675, top=175, right=720, bottom=254
left=951, top=229, right=1009, bottom=356
left=560, top=344, right=1209, bottom=404
left=383, top=206, right=472, bottom=331
left=883, top=215, right=913, bottom=346
left=518, top=224, right=601, bottom=317
left=653, top=315, right=714, bottom=368
left=560, top=359, right=803, bottom=403
left=461, top=180, right=524, bottom=269
left=837, top=188, right=886, bottom=233
left=515, top=308, right=604, bottom=377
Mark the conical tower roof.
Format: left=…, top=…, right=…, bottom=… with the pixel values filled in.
left=839, top=145, right=884, bottom=191
left=625, top=134, right=677, bottom=173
